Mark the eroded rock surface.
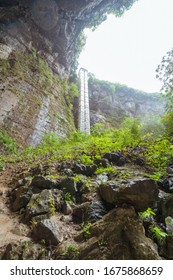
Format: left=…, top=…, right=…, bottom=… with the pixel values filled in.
left=99, top=178, right=159, bottom=211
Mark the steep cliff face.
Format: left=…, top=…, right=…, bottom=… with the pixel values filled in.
left=0, top=0, right=137, bottom=145
left=88, top=78, right=165, bottom=126
left=0, top=51, right=75, bottom=146
left=0, top=0, right=137, bottom=75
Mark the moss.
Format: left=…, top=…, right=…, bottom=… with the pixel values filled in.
left=1, top=49, right=76, bottom=146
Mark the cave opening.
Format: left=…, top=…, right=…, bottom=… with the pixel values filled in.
left=78, top=0, right=173, bottom=94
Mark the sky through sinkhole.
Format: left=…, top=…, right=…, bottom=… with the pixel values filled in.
left=78, top=0, right=173, bottom=93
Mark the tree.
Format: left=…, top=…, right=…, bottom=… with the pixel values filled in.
left=156, top=48, right=173, bottom=97
left=156, top=48, right=173, bottom=136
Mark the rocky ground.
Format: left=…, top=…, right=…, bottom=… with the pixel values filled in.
left=0, top=149, right=173, bottom=260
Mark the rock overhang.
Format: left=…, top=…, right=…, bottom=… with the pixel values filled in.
left=0, top=0, right=137, bottom=75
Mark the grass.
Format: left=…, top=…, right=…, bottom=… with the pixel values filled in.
left=1, top=118, right=173, bottom=180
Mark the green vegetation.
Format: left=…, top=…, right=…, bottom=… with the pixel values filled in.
left=95, top=166, right=117, bottom=175
left=1, top=115, right=173, bottom=179
left=63, top=192, right=72, bottom=202
left=139, top=208, right=156, bottom=222
left=88, top=73, right=159, bottom=99
left=82, top=222, right=92, bottom=239
left=149, top=226, right=168, bottom=245
left=0, top=130, right=18, bottom=153
left=61, top=245, right=79, bottom=259
left=48, top=196, right=56, bottom=214
left=86, top=0, right=137, bottom=31
left=156, top=48, right=173, bottom=137
left=139, top=208, right=168, bottom=245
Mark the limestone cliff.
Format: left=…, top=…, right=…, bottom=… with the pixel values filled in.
left=0, top=0, right=137, bottom=145
left=88, top=77, right=165, bottom=126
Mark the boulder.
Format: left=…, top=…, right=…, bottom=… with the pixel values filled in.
left=96, top=173, right=108, bottom=185
left=31, top=175, right=58, bottom=192
left=165, top=236, right=173, bottom=259
left=94, top=158, right=110, bottom=168
left=88, top=200, right=108, bottom=222
left=103, top=152, right=125, bottom=166
left=63, top=168, right=73, bottom=176
left=165, top=216, right=173, bottom=236
left=72, top=202, right=90, bottom=223
left=85, top=165, right=97, bottom=176
left=74, top=207, right=161, bottom=260
left=59, top=177, right=77, bottom=196
left=99, top=178, right=159, bottom=211
left=72, top=163, right=97, bottom=176
left=62, top=201, right=73, bottom=215
left=1, top=241, right=48, bottom=260
left=73, top=163, right=86, bottom=174
left=32, top=218, right=63, bottom=246
left=25, top=189, right=62, bottom=221
left=12, top=185, right=32, bottom=211
left=158, top=178, right=173, bottom=193
left=158, top=191, right=173, bottom=219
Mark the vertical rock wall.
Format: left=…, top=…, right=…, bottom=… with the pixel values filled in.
left=0, top=0, right=138, bottom=145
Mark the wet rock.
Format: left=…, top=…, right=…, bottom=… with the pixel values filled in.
left=16, top=177, right=32, bottom=188
left=75, top=207, right=160, bottom=260
left=72, top=200, right=107, bottom=223
left=72, top=202, right=90, bottom=223
left=88, top=200, right=108, bottom=222
left=60, top=177, right=77, bottom=196
left=165, top=216, right=173, bottom=236
left=72, top=163, right=97, bottom=176
left=73, top=163, right=86, bottom=175
left=25, top=189, right=62, bottom=221
left=1, top=241, right=49, bottom=260
left=85, top=164, right=97, bottom=176
left=102, top=152, right=125, bottom=166
left=32, top=218, right=63, bottom=246
left=99, top=178, right=159, bottom=211
left=12, top=185, right=32, bottom=211
left=96, top=173, right=108, bottom=184
left=158, top=191, right=173, bottom=219
left=165, top=236, right=173, bottom=259
left=158, top=177, right=173, bottom=193
left=31, top=175, right=58, bottom=192
left=29, top=164, right=43, bottom=176
left=63, top=169, right=73, bottom=176
left=94, top=158, right=110, bottom=168
left=62, top=201, right=73, bottom=215
left=134, top=156, right=145, bottom=166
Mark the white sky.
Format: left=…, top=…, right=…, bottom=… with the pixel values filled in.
left=78, top=0, right=173, bottom=93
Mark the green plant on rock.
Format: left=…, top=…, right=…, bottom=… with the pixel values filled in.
left=149, top=226, right=168, bottom=245
left=32, top=197, right=42, bottom=207
left=45, top=174, right=57, bottom=180
left=82, top=222, right=92, bottom=239
left=65, top=82, right=79, bottom=105
left=63, top=192, right=72, bottom=202
left=144, top=138, right=173, bottom=170
left=98, top=238, right=108, bottom=248
left=61, top=245, right=79, bottom=259
left=48, top=196, right=56, bottom=214
left=0, top=58, right=10, bottom=75
left=119, top=170, right=131, bottom=179
left=0, top=130, right=18, bottom=153
left=79, top=154, right=94, bottom=165
left=145, top=171, right=166, bottom=181
left=41, top=239, right=46, bottom=245
left=95, top=166, right=117, bottom=175
left=73, top=175, right=83, bottom=183
left=22, top=241, right=29, bottom=249
left=139, top=208, right=156, bottom=222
